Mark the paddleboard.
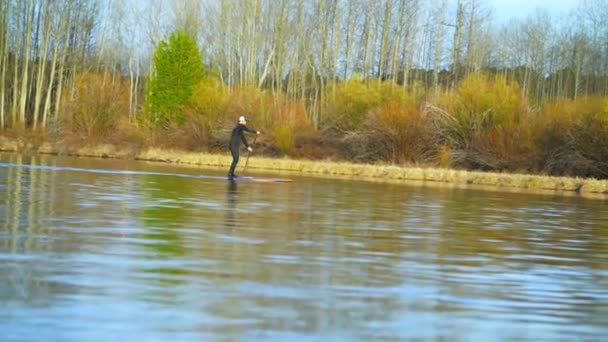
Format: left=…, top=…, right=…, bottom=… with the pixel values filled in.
left=228, top=176, right=292, bottom=183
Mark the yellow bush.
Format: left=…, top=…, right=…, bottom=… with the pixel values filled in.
left=323, top=77, right=382, bottom=130
left=429, top=72, right=534, bottom=170
left=446, top=72, right=526, bottom=128
left=190, top=78, right=230, bottom=122
left=540, top=96, right=606, bottom=132
left=358, top=98, right=435, bottom=164
left=187, top=78, right=232, bottom=141
left=323, top=78, right=420, bottom=131
left=536, top=95, right=608, bottom=177
left=273, top=124, right=295, bottom=155
left=368, top=79, right=414, bottom=103
left=270, top=101, right=315, bottom=156
left=59, top=71, right=130, bottom=140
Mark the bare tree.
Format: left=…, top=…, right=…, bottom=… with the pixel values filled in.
left=171, top=0, right=204, bottom=39
left=2, top=0, right=607, bottom=136
left=0, top=0, right=9, bottom=128
left=387, top=0, right=417, bottom=85
left=32, top=1, right=57, bottom=129
left=357, top=1, right=380, bottom=80
left=10, top=1, right=23, bottom=125
left=575, top=0, right=608, bottom=95
left=450, top=0, right=464, bottom=84
left=399, top=0, right=420, bottom=88
left=16, top=0, right=35, bottom=126
left=377, top=0, right=393, bottom=79
left=431, top=0, right=448, bottom=90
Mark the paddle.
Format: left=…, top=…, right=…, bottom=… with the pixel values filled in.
left=242, top=134, right=257, bottom=174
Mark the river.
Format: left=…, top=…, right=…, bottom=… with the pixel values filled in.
left=1, top=153, right=607, bottom=341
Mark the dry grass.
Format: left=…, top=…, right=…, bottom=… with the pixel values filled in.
left=1, top=137, right=606, bottom=197
left=0, top=129, right=46, bottom=151
left=0, top=135, right=20, bottom=151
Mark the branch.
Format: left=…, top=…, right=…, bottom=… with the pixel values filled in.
left=258, top=49, right=274, bottom=88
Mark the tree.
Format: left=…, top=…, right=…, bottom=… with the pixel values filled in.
left=145, top=30, right=204, bottom=125
left=32, top=0, right=56, bottom=129
left=0, top=0, right=8, bottom=128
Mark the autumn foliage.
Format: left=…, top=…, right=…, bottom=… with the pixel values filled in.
left=536, top=96, right=608, bottom=178
left=57, top=72, right=131, bottom=142
left=31, top=27, right=608, bottom=179
left=46, top=66, right=608, bottom=179
left=427, top=73, right=538, bottom=172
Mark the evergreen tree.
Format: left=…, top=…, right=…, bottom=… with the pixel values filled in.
left=146, top=30, right=204, bottom=125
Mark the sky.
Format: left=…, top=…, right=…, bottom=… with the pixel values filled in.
left=485, top=0, right=581, bottom=22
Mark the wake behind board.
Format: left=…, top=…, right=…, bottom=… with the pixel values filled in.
left=229, top=176, right=292, bottom=183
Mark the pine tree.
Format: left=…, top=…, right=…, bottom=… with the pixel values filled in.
left=146, top=30, right=204, bottom=125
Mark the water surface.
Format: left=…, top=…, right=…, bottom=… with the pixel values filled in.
left=1, top=153, right=607, bottom=341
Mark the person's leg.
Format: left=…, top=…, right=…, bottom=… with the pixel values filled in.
left=228, top=147, right=239, bottom=177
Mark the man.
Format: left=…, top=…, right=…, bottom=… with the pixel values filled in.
left=228, top=116, right=260, bottom=179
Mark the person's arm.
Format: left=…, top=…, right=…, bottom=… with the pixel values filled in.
left=241, top=131, right=249, bottom=148
left=244, top=125, right=259, bottom=135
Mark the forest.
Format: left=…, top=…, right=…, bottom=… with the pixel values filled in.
left=0, top=0, right=607, bottom=178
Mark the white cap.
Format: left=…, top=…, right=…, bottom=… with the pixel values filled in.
left=239, top=116, right=246, bottom=122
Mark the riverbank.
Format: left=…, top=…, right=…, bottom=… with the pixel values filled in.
left=1, top=136, right=607, bottom=197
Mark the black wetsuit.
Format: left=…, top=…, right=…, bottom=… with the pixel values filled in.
left=228, top=124, right=257, bottom=178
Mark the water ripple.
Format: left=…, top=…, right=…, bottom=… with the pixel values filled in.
left=1, top=154, right=607, bottom=341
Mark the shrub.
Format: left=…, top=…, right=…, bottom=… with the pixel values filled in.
left=114, top=116, right=144, bottom=146
left=573, top=110, right=608, bottom=178
left=273, top=124, right=295, bottom=155
left=189, top=78, right=231, bottom=145
left=356, top=100, right=435, bottom=164
left=271, top=100, right=314, bottom=156
left=537, top=96, right=608, bottom=178
left=437, top=145, right=452, bottom=168
left=58, top=71, right=130, bottom=141
left=427, top=73, right=534, bottom=171
left=322, top=77, right=382, bottom=131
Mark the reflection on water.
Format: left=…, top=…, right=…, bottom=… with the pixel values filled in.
left=225, top=180, right=238, bottom=230
left=1, top=153, right=607, bottom=341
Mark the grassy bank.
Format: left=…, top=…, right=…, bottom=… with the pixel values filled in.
left=134, top=149, right=608, bottom=197
left=1, top=135, right=606, bottom=198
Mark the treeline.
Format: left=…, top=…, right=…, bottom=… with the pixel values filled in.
left=0, top=0, right=607, bottom=178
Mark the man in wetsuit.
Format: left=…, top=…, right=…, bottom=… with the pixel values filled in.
left=228, top=116, right=260, bottom=179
